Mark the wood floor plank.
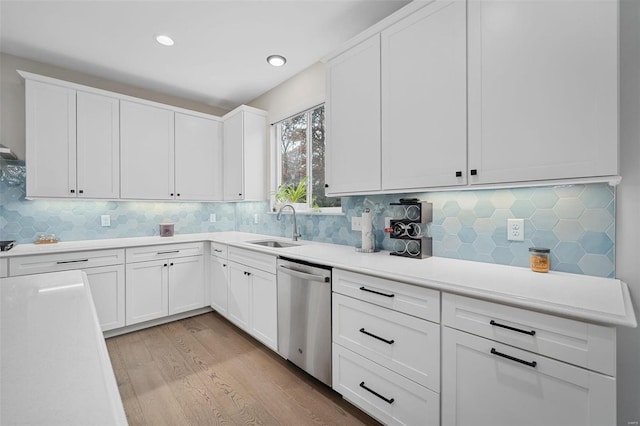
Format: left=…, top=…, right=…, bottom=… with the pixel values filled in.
left=140, top=324, right=235, bottom=426
left=107, top=313, right=380, bottom=426
left=106, top=338, right=147, bottom=425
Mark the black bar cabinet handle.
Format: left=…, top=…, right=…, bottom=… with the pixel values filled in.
left=56, top=259, right=89, bottom=264
left=359, top=328, right=394, bottom=345
left=157, top=250, right=180, bottom=255
left=359, top=381, right=394, bottom=404
left=490, top=348, right=537, bottom=368
left=359, top=286, right=395, bottom=298
left=490, top=320, right=536, bottom=336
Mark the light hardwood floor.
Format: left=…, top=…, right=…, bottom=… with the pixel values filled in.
left=106, top=312, right=380, bottom=426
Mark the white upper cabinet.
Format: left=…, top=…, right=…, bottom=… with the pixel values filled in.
left=76, top=91, right=120, bottom=199
left=120, top=100, right=175, bottom=200
left=21, top=71, right=227, bottom=202
left=222, top=106, right=267, bottom=201
left=24, top=79, right=77, bottom=198
left=325, top=34, right=381, bottom=195
left=175, top=113, right=223, bottom=201
left=467, top=0, right=619, bottom=184
left=24, top=78, right=120, bottom=199
left=381, top=0, right=467, bottom=190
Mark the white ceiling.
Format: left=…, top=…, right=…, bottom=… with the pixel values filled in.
left=0, top=0, right=410, bottom=111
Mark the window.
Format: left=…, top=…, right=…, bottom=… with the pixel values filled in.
left=275, top=105, right=340, bottom=211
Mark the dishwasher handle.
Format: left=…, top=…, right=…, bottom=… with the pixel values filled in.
left=278, top=265, right=330, bottom=283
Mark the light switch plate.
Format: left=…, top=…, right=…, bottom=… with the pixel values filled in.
left=507, top=218, right=524, bottom=241
left=101, top=215, right=111, bottom=227
left=351, top=217, right=362, bottom=231
left=209, top=213, right=216, bottom=223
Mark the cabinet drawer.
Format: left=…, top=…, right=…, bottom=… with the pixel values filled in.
left=9, top=249, right=124, bottom=276
left=333, top=269, right=440, bottom=323
left=333, top=293, right=440, bottom=391
left=210, top=242, right=228, bottom=259
left=442, top=293, right=616, bottom=376
left=333, top=343, right=440, bottom=426
left=441, top=327, right=615, bottom=426
left=228, top=246, right=276, bottom=274
left=126, top=242, right=203, bottom=263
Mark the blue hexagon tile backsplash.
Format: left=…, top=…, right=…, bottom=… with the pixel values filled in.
left=1, top=161, right=615, bottom=278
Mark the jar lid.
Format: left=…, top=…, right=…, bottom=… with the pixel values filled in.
left=529, top=247, right=550, bottom=253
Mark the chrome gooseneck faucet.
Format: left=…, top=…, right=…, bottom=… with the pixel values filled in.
left=277, top=204, right=301, bottom=241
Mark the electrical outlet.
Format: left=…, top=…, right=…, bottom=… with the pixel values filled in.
left=385, top=217, right=393, bottom=229
left=254, top=213, right=259, bottom=224
left=507, top=218, right=525, bottom=241
left=100, top=215, right=111, bottom=227
left=351, top=216, right=362, bottom=231
left=209, top=213, right=216, bottom=223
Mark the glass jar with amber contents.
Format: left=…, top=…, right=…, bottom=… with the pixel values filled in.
left=529, top=247, right=550, bottom=273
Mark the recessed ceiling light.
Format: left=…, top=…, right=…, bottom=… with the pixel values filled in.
left=155, top=34, right=174, bottom=47
left=267, top=55, right=287, bottom=67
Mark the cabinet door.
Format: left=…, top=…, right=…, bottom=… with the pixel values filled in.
left=467, top=0, right=618, bottom=184
left=175, top=113, right=223, bottom=201
left=227, top=262, right=250, bottom=329
left=126, top=260, right=169, bottom=325
left=76, top=91, right=120, bottom=199
left=168, top=256, right=205, bottom=315
left=25, top=80, right=76, bottom=198
left=381, top=1, right=467, bottom=190
left=211, top=256, right=229, bottom=316
left=248, top=268, right=277, bottom=351
left=120, top=100, right=175, bottom=200
left=223, top=111, right=244, bottom=200
left=326, top=34, right=381, bottom=195
left=84, top=265, right=125, bottom=331
left=441, top=327, right=615, bottom=426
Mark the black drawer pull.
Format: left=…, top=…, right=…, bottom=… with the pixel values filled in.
left=491, top=348, right=537, bottom=368
left=56, top=259, right=89, bottom=264
left=490, top=320, right=536, bottom=336
left=359, top=286, right=394, bottom=298
left=157, top=250, right=180, bottom=255
left=360, top=328, right=394, bottom=345
left=359, top=381, right=394, bottom=404
left=213, top=249, right=223, bottom=253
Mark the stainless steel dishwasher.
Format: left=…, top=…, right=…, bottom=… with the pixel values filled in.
left=277, top=257, right=332, bottom=386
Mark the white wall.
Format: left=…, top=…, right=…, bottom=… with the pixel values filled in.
left=616, top=1, right=640, bottom=425
left=248, top=61, right=325, bottom=125
left=0, top=52, right=228, bottom=160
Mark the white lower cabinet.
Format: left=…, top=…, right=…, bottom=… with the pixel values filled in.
left=332, top=269, right=441, bottom=425
left=225, top=247, right=277, bottom=351
left=210, top=255, right=229, bottom=317
left=247, top=267, right=278, bottom=351
left=227, top=260, right=278, bottom=351
left=126, top=259, right=169, bottom=325
left=125, top=243, right=205, bottom=326
left=168, top=256, right=205, bottom=315
left=441, top=327, right=615, bottom=426
left=441, top=293, right=617, bottom=426
left=227, top=261, right=250, bottom=330
left=333, top=343, right=440, bottom=426
left=84, top=265, right=125, bottom=331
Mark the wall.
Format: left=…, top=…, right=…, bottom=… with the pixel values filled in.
left=616, top=0, right=640, bottom=424
left=0, top=52, right=228, bottom=160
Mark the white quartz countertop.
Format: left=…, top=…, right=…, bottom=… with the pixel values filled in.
left=2, top=232, right=636, bottom=327
left=1, top=271, right=128, bottom=425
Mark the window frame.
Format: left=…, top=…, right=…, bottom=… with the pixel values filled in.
left=271, top=103, right=341, bottom=214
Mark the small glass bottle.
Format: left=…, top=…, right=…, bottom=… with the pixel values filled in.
left=529, top=247, right=550, bottom=273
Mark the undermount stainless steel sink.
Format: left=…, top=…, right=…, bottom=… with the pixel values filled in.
left=249, top=240, right=299, bottom=248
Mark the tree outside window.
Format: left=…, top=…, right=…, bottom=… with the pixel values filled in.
left=277, top=105, right=340, bottom=210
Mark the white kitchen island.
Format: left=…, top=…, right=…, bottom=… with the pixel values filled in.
left=0, top=270, right=127, bottom=425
